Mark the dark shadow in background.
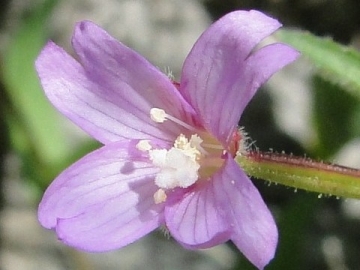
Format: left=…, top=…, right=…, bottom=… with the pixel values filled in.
left=0, top=2, right=12, bottom=269
left=0, top=80, right=10, bottom=270
left=204, top=0, right=360, bottom=43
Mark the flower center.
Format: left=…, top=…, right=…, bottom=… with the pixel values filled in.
left=137, top=108, right=243, bottom=203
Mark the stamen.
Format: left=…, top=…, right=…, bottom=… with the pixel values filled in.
left=150, top=108, right=167, bottom=123
left=189, top=134, right=203, bottom=148
left=189, top=135, right=208, bottom=155
left=150, top=108, right=196, bottom=132
left=165, top=114, right=196, bottom=131
left=202, top=143, right=224, bottom=150
left=136, top=140, right=152, bottom=151
left=146, top=109, right=238, bottom=190
left=154, top=189, right=167, bottom=204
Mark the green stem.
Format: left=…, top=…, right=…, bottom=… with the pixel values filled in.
left=236, top=151, right=360, bottom=199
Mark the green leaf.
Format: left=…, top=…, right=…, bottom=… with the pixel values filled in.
left=276, top=29, right=360, bottom=99
left=312, top=75, right=358, bottom=158
left=2, top=0, right=71, bottom=165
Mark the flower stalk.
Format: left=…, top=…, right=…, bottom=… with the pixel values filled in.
left=237, top=151, right=360, bottom=199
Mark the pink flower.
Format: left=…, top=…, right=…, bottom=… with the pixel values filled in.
left=36, top=10, right=298, bottom=269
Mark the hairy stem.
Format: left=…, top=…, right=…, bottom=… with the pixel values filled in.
left=236, top=151, right=360, bottom=199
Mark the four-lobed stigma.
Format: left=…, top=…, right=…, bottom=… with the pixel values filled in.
left=137, top=107, right=245, bottom=204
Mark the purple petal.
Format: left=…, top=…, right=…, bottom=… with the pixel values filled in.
left=165, top=182, right=230, bottom=249
left=72, top=21, right=197, bottom=141
left=213, top=157, right=277, bottom=269
left=180, top=10, right=297, bottom=144
left=38, top=141, right=164, bottom=251
left=35, top=42, right=165, bottom=144
left=35, top=31, right=196, bottom=145
left=239, top=43, right=300, bottom=111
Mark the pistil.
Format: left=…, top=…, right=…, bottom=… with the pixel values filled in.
left=137, top=108, right=243, bottom=203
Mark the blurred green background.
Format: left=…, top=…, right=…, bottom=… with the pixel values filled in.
left=1, top=0, right=360, bottom=269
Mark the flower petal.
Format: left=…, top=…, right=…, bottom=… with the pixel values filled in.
left=165, top=182, right=230, bottom=249
left=213, top=157, right=277, bottom=269
left=180, top=10, right=296, bottom=144
left=38, top=141, right=164, bottom=251
left=240, top=43, right=300, bottom=111
left=35, top=32, right=196, bottom=145
left=72, top=21, right=197, bottom=140
left=35, top=42, right=164, bottom=143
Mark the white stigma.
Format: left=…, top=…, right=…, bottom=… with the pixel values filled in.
left=137, top=133, right=204, bottom=203
left=137, top=137, right=204, bottom=196
left=149, top=134, right=201, bottom=189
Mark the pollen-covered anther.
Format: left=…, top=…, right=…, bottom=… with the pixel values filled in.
left=153, top=189, right=167, bottom=204
left=150, top=108, right=167, bottom=123
left=149, top=108, right=196, bottom=131
left=189, top=134, right=206, bottom=154
left=136, top=140, right=152, bottom=151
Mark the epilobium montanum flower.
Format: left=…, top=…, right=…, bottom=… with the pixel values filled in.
left=36, top=10, right=299, bottom=269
